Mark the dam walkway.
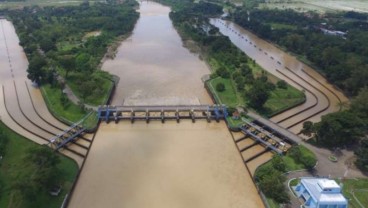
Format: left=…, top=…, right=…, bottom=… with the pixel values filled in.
left=98, top=105, right=229, bottom=123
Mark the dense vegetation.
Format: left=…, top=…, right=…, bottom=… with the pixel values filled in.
left=7, top=0, right=139, bottom=106
left=231, top=8, right=368, bottom=172
left=301, top=88, right=368, bottom=171
left=255, top=145, right=317, bottom=204
left=163, top=0, right=304, bottom=115
left=0, top=122, right=78, bottom=207
left=233, top=9, right=368, bottom=96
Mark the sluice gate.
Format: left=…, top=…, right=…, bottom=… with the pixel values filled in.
left=47, top=113, right=91, bottom=153
left=97, top=105, right=228, bottom=123
left=239, top=118, right=293, bottom=155
left=240, top=126, right=283, bottom=154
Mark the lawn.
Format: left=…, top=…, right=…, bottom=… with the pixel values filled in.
left=0, top=121, right=78, bottom=208
left=207, top=77, right=243, bottom=107
left=265, top=86, right=306, bottom=117
left=41, top=84, right=98, bottom=129
left=257, top=145, right=316, bottom=174
left=259, top=0, right=368, bottom=13
left=0, top=0, right=102, bottom=9
left=337, top=178, right=368, bottom=208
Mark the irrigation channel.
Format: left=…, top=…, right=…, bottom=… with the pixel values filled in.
left=0, top=1, right=349, bottom=208
left=0, top=19, right=91, bottom=166
left=210, top=19, right=349, bottom=135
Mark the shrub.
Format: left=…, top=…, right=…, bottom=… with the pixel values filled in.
left=288, top=146, right=317, bottom=170
left=277, top=80, right=288, bottom=89
left=216, top=82, right=225, bottom=92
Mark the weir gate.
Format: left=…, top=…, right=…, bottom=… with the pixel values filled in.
left=97, top=105, right=229, bottom=123
left=48, top=105, right=294, bottom=155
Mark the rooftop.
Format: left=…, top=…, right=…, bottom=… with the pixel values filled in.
left=301, top=178, right=347, bottom=204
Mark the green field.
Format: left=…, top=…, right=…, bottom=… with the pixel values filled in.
left=257, top=145, right=316, bottom=173
left=0, top=0, right=102, bottom=9
left=265, top=86, right=306, bottom=117
left=0, top=122, right=78, bottom=208
left=207, top=77, right=243, bottom=107
left=41, top=84, right=98, bottom=129
left=259, top=0, right=368, bottom=13
left=337, top=178, right=368, bottom=208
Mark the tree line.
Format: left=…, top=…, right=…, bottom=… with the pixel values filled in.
left=233, top=9, right=368, bottom=96
left=168, top=1, right=298, bottom=112
left=232, top=8, right=368, bottom=172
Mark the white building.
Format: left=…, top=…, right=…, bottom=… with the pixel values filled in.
left=293, top=178, right=348, bottom=208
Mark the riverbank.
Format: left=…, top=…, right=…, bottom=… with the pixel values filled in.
left=4, top=2, right=139, bottom=128
left=69, top=2, right=266, bottom=207
left=167, top=6, right=306, bottom=117
left=0, top=121, right=78, bottom=208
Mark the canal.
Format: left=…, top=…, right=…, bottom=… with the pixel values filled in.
left=210, top=19, right=348, bottom=134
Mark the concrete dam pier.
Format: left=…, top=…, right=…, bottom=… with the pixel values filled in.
left=98, top=105, right=228, bottom=123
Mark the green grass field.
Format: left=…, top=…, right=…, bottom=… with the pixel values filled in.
left=41, top=84, right=98, bottom=129
left=0, top=122, right=78, bottom=208
left=0, top=0, right=102, bottom=9
left=265, top=86, right=306, bottom=117
left=207, top=77, right=243, bottom=107
left=259, top=0, right=368, bottom=13
left=337, top=178, right=368, bottom=208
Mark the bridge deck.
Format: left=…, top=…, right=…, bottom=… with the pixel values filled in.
left=240, top=127, right=283, bottom=154
left=98, top=105, right=226, bottom=112
left=98, top=105, right=228, bottom=123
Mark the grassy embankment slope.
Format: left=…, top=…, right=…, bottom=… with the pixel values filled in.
left=0, top=122, right=78, bottom=208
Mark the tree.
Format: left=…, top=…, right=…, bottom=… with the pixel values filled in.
left=79, top=80, right=96, bottom=101
left=75, top=53, right=92, bottom=72
left=59, top=55, right=76, bottom=79
left=315, top=111, right=365, bottom=147
left=27, top=55, right=47, bottom=84
left=216, top=67, right=230, bottom=78
left=300, top=121, right=315, bottom=137
left=216, top=82, right=225, bottom=92
left=39, top=37, right=56, bottom=53
left=258, top=168, right=289, bottom=203
left=277, top=80, right=288, bottom=89
left=355, top=138, right=368, bottom=172
left=245, top=80, right=270, bottom=109
left=350, top=87, right=368, bottom=123
left=272, top=155, right=286, bottom=172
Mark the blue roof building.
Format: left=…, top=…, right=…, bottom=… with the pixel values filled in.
left=293, top=178, right=348, bottom=208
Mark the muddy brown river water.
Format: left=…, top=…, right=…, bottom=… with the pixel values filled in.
left=0, top=1, right=350, bottom=207
left=69, top=2, right=265, bottom=207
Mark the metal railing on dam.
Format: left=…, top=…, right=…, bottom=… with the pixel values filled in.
left=97, top=105, right=229, bottom=123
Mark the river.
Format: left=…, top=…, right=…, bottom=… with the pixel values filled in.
left=210, top=19, right=348, bottom=134
left=69, top=2, right=265, bottom=208
left=102, top=2, right=212, bottom=105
